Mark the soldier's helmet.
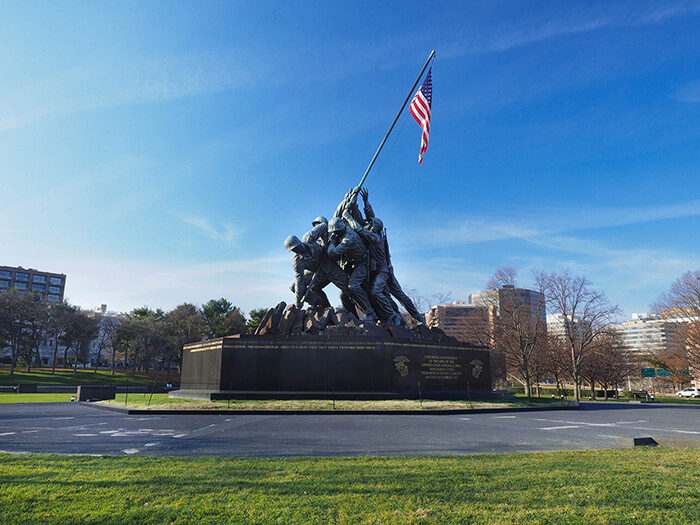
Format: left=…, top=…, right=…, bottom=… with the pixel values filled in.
left=312, top=216, right=328, bottom=226
left=328, top=217, right=346, bottom=233
left=284, top=235, right=303, bottom=252
left=368, top=217, right=383, bottom=233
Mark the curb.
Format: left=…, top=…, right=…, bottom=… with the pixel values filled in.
left=82, top=402, right=579, bottom=416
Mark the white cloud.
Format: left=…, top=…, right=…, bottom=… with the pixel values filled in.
left=175, top=214, right=243, bottom=244
left=406, top=199, right=700, bottom=250
left=442, top=3, right=700, bottom=59
left=673, top=80, right=700, bottom=103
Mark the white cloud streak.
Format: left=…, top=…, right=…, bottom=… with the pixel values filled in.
left=441, top=3, right=700, bottom=59
left=175, top=214, right=243, bottom=244
left=2, top=3, right=698, bottom=132
left=408, top=199, right=700, bottom=250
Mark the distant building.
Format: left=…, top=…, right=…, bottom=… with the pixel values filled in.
left=611, top=313, right=676, bottom=357
left=425, top=301, right=496, bottom=345
left=469, top=285, right=546, bottom=325
left=425, top=300, right=505, bottom=389
left=0, top=265, right=66, bottom=302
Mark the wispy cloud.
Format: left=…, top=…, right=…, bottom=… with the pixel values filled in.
left=441, top=3, right=700, bottom=59
left=175, top=214, right=243, bottom=244
left=672, top=80, right=700, bottom=103
left=407, top=199, right=700, bottom=250
left=0, top=48, right=273, bottom=132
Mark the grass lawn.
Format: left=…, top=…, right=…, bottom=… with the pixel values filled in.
left=0, top=393, right=75, bottom=404
left=0, top=449, right=698, bottom=524
left=0, top=367, right=177, bottom=386
left=97, top=393, right=567, bottom=411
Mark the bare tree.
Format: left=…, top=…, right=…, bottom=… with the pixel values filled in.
left=46, top=302, right=73, bottom=373
left=651, top=269, right=700, bottom=383
left=475, top=268, right=547, bottom=397
left=485, top=266, right=517, bottom=290
left=540, top=333, right=572, bottom=397
left=0, top=289, right=28, bottom=375
left=536, top=270, right=621, bottom=402
left=596, top=330, right=635, bottom=399
left=431, top=291, right=453, bottom=306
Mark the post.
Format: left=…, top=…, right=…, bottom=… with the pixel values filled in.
left=357, top=50, right=435, bottom=190
left=147, top=378, right=157, bottom=408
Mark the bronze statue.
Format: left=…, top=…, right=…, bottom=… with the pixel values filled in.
left=285, top=186, right=422, bottom=325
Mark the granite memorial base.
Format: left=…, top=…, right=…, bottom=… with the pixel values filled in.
left=171, top=334, right=494, bottom=401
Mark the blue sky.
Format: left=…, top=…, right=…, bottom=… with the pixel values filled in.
left=2, top=0, right=699, bottom=319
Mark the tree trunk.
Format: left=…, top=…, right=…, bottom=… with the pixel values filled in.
left=52, top=339, right=59, bottom=375
left=10, top=344, right=16, bottom=376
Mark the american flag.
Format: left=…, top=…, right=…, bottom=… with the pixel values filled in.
left=410, top=67, right=432, bottom=164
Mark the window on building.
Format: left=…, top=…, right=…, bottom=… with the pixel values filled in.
left=47, top=294, right=60, bottom=302
left=32, top=275, right=46, bottom=283
left=15, top=273, right=29, bottom=282
left=0, top=271, right=10, bottom=279
left=49, top=286, right=61, bottom=294
left=0, top=280, right=9, bottom=288
left=32, top=284, right=45, bottom=292
left=49, top=277, right=63, bottom=285
left=14, top=282, right=27, bottom=290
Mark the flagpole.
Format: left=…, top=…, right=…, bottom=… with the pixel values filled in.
left=356, top=50, right=435, bottom=189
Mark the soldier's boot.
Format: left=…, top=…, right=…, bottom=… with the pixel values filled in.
left=362, top=306, right=379, bottom=324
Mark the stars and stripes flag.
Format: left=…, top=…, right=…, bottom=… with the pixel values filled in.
left=409, top=67, right=432, bottom=164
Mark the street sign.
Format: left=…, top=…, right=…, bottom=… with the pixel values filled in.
left=641, top=368, right=656, bottom=378
left=656, top=369, right=671, bottom=377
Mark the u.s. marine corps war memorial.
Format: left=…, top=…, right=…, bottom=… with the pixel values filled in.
left=172, top=52, right=504, bottom=401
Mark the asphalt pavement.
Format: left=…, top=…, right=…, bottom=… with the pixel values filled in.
left=0, top=402, right=698, bottom=457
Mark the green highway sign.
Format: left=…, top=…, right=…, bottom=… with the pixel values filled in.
left=641, top=368, right=656, bottom=378
left=656, top=369, right=671, bottom=377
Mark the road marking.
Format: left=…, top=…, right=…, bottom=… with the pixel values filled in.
left=539, top=425, right=581, bottom=431
left=0, top=432, right=16, bottom=436
left=52, top=417, right=74, bottom=420
left=598, top=435, right=624, bottom=439
left=192, top=424, right=216, bottom=433
left=173, top=434, right=188, bottom=438
left=100, top=430, right=118, bottom=434
left=73, top=433, right=98, bottom=437
left=21, top=430, right=39, bottom=434
left=459, top=417, right=471, bottom=421
left=144, top=442, right=162, bottom=447
left=122, top=449, right=140, bottom=455
left=493, top=416, right=516, bottom=419
left=629, top=426, right=700, bottom=435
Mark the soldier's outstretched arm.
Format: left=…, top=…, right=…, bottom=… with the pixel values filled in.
left=361, top=187, right=375, bottom=219
left=342, top=208, right=363, bottom=232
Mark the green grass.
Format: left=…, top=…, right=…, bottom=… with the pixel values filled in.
left=0, top=393, right=75, bottom=403
left=0, top=449, right=698, bottom=524
left=0, top=367, right=176, bottom=386
left=0, top=392, right=561, bottom=410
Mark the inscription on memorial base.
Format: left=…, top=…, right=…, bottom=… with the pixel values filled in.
left=176, top=334, right=492, bottom=399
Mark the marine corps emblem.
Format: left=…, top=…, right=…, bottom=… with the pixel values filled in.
left=470, top=359, right=484, bottom=379
left=393, top=355, right=410, bottom=377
